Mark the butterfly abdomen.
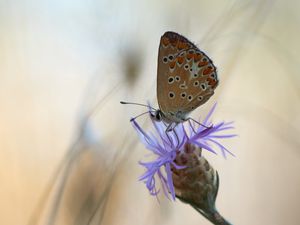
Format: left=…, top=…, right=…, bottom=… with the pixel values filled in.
left=161, top=110, right=189, bottom=124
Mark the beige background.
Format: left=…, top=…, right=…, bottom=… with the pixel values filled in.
left=0, top=0, right=300, bottom=224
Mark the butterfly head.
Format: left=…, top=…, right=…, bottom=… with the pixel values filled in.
left=150, top=109, right=163, bottom=122
left=121, top=101, right=166, bottom=122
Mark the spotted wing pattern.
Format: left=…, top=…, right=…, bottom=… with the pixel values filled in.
left=157, top=31, right=218, bottom=120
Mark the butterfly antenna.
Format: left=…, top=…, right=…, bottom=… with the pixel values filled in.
left=120, top=101, right=157, bottom=111
left=130, top=111, right=151, bottom=122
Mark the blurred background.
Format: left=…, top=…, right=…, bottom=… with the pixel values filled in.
left=0, top=0, right=300, bottom=224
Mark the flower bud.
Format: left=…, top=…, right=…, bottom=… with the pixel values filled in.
left=172, top=143, right=231, bottom=225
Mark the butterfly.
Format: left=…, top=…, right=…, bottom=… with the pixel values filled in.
left=122, top=31, right=218, bottom=131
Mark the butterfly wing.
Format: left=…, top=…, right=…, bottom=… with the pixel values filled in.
left=157, top=31, right=218, bottom=119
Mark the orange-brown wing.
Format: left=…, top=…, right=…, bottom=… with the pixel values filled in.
left=179, top=49, right=219, bottom=113
left=157, top=31, right=218, bottom=115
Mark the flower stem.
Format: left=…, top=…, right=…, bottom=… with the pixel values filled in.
left=192, top=205, right=232, bottom=225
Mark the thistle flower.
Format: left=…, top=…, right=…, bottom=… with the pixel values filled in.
left=131, top=103, right=235, bottom=224
left=132, top=103, right=235, bottom=199
left=173, top=144, right=232, bottom=225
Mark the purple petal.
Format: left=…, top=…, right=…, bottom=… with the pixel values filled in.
left=207, top=138, right=236, bottom=157
left=209, top=134, right=238, bottom=138
left=190, top=140, right=217, bottom=154
left=157, top=169, right=170, bottom=199
left=202, top=102, right=217, bottom=125
left=165, top=163, right=175, bottom=200
left=132, top=102, right=236, bottom=200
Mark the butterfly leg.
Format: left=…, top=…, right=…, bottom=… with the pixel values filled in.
left=165, top=123, right=180, bottom=147
left=166, top=122, right=177, bottom=132
left=164, top=123, right=174, bottom=147
left=188, top=119, right=197, bottom=134
left=187, top=117, right=211, bottom=129
left=173, top=128, right=180, bottom=147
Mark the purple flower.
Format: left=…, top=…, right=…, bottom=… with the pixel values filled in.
left=131, top=103, right=236, bottom=200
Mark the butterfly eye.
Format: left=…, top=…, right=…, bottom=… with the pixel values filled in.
left=180, top=92, right=186, bottom=98
left=155, top=112, right=162, bottom=120
left=184, top=64, right=189, bottom=70
left=175, top=76, right=180, bottom=82
left=210, top=73, right=216, bottom=79
left=188, top=49, right=195, bottom=54
left=202, top=58, right=208, bottom=62
left=163, top=57, right=168, bottom=63
left=169, top=92, right=175, bottom=99
left=193, top=73, right=199, bottom=78
left=187, top=95, right=193, bottom=101
left=168, top=76, right=174, bottom=84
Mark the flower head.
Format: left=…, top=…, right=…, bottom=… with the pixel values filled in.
left=131, top=103, right=236, bottom=200
left=173, top=143, right=232, bottom=225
